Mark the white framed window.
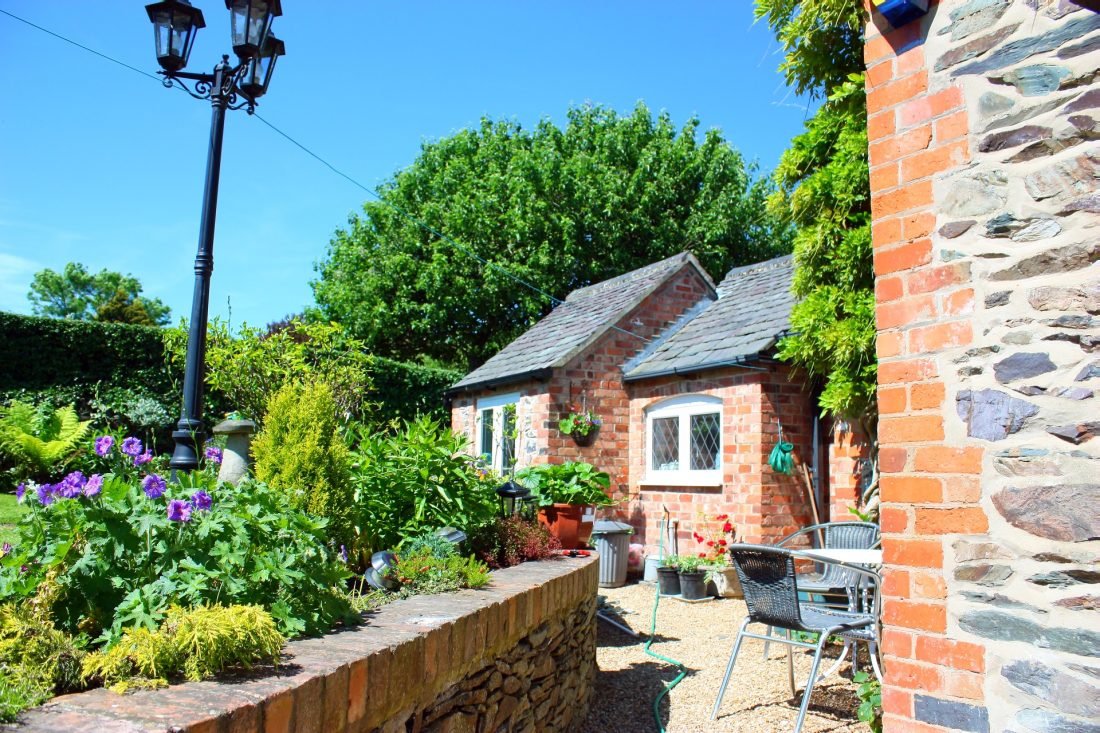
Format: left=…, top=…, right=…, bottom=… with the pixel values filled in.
left=476, top=392, right=519, bottom=473
left=642, top=395, right=722, bottom=486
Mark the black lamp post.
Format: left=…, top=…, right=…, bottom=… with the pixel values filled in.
left=144, top=0, right=286, bottom=471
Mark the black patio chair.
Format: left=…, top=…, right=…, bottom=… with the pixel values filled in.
left=711, top=544, right=876, bottom=733
left=762, top=521, right=880, bottom=659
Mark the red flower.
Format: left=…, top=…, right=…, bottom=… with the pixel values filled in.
left=723, top=522, right=733, bottom=533
left=698, top=552, right=706, bottom=558
left=693, top=532, right=704, bottom=542
left=718, top=539, right=727, bottom=546
left=715, top=514, right=728, bottom=521
left=706, top=540, right=715, bottom=547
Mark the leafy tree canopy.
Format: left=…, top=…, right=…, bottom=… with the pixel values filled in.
left=28, top=263, right=170, bottom=327
left=754, top=0, right=867, bottom=97
left=312, top=102, right=791, bottom=369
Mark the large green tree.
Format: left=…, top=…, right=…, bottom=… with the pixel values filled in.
left=756, top=0, right=873, bottom=422
left=28, top=262, right=171, bottom=326
left=313, top=102, right=790, bottom=369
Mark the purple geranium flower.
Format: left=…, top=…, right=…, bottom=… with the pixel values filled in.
left=190, top=490, right=213, bottom=511
left=203, top=446, right=223, bottom=465
left=56, top=471, right=86, bottom=499
left=15, top=483, right=26, bottom=502
left=120, top=437, right=143, bottom=457
left=167, top=499, right=192, bottom=523
left=0, top=543, right=10, bottom=556
left=94, top=435, right=115, bottom=457
left=35, top=483, right=54, bottom=506
left=84, top=474, right=104, bottom=498
left=339, top=545, right=348, bottom=563
left=142, top=474, right=166, bottom=499
left=133, top=450, right=153, bottom=467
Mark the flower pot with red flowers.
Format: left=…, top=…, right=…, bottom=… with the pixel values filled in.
left=558, top=409, right=601, bottom=447
left=692, top=511, right=741, bottom=598
left=514, top=461, right=614, bottom=549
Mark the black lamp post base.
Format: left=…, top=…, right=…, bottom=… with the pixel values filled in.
left=169, top=422, right=204, bottom=471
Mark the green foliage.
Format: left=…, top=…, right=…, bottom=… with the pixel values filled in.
left=468, top=516, right=561, bottom=570
left=773, top=76, right=876, bottom=422
left=0, top=672, right=49, bottom=723
left=515, top=462, right=613, bottom=507
left=28, top=263, right=170, bottom=326
left=853, top=670, right=883, bottom=732
left=0, top=447, right=353, bottom=643
left=0, top=402, right=90, bottom=481
left=754, top=0, right=867, bottom=97
left=368, top=356, right=462, bottom=424
left=252, top=382, right=355, bottom=547
left=558, top=410, right=601, bottom=437
left=164, top=318, right=372, bottom=426
left=400, top=530, right=460, bottom=560
left=674, top=555, right=706, bottom=573
left=392, top=548, right=491, bottom=596
left=314, top=102, right=791, bottom=369
left=347, top=417, right=499, bottom=554
left=82, top=604, right=284, bottom=691
left=0, top=600, right=86, bottom=721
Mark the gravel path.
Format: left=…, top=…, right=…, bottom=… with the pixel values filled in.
left=579, top=582, right=868, bottom=733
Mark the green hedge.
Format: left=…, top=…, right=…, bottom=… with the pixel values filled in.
left=369, top=357, right=461, bottom=424
left=0, top=312, right=173, bottom=396
left=0, top=313, right=459, bottom=425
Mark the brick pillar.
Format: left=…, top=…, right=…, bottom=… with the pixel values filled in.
left=864, top=12, right=990, bottom=733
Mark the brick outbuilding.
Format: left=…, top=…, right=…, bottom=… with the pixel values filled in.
left=448, top=253, right=865, bottom=553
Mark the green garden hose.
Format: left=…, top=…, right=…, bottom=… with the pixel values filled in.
left=643, top=513, right=687, bottom=733
left=769, top=423, right=795, bottom=476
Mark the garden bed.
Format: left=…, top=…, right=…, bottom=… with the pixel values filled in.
left=13, top=554, right=598, bottom=732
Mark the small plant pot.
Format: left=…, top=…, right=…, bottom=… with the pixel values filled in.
left=537, top=503, right=595, bottom=549
left=657, top=566, right=681, bottom=596
left=710, top=566, right=743, bottom=599
left=679, top=571, right=708, bottom=601
left=570, top=427, right=599, bottom=447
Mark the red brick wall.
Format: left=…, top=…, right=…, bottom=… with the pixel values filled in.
left=623, top=366, right=815, bottom=553
left=864, top=10, right=990, bottom=731
left=827, top=420, right=871, bottom=521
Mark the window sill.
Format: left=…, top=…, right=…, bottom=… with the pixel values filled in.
left=639, top=475, right=723, bottom=488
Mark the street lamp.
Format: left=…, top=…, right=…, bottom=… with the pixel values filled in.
left=144, top=0, right=286, bottom=471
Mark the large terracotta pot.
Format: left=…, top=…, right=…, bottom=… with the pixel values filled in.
left=538, top=503, right=595, bottom=549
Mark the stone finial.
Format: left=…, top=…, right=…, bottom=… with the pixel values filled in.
left=212, top=419, right=256, bottom=485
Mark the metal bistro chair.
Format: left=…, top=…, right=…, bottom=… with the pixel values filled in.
left=711, top=545, right=878, bottom=733
left=763, top=521, right=879, bottom=660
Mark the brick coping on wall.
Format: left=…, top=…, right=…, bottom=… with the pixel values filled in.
left=13, top=554, right=599, bottom=733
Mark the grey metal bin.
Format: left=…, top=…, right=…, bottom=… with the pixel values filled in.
left=591, top=520, right=633, bottom=588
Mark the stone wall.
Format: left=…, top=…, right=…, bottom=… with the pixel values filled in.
left=18, top=555, right=599, bottom=733
left=864, top=1, right=1099, bottom=731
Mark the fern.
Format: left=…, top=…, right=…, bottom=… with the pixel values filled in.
left=0, top=401, right=91, bottom=477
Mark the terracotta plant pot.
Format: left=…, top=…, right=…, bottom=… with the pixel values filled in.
left=679, top=570, right=708, bottom=601
left=657, top=566, right=681, bottom=596
left=537, top=503, right=595, bottom=549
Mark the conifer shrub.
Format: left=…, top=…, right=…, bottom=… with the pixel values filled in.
left=82, top=604, right=284, bottom=692
left=0, top=600, right=86, bottom=722
left=252, top=382, right=355, bottom=546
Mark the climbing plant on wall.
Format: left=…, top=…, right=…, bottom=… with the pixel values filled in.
left=757, top=0, right=879, bottom=516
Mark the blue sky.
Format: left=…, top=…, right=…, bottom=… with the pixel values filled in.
left=0, top=2, right=813, bottom=329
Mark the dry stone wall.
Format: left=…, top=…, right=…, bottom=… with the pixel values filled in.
left=865, top=1, right=1099, bottom=731
left=17, top=556, right=598, bottom=733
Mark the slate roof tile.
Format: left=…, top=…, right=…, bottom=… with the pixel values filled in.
left=451, top=252, right=711, bottom=390
left=623, top=255, right=795, bottom=380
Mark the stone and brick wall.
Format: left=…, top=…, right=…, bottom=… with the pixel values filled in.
left=19, top=556, right=599, bottom=733
left=865, top=1, right=1099, bottom=731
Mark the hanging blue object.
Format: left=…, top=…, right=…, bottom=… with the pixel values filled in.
left=871, top=0, right=930, bottom=28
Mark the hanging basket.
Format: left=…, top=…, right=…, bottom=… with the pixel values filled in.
left=570, top=426, right=600, bottom=447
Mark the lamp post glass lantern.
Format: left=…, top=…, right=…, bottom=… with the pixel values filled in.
left=143, top=1, right=285, bottom=471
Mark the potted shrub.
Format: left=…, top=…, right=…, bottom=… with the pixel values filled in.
left=657, top=555, right=681, bottom=596
left=676, top=555, right=709, bottom=600
left=557, top=408, right=601, bottom=447
left=692, top=512, right=741, bottom=598
left=514, top=461, right=613, bottom=549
